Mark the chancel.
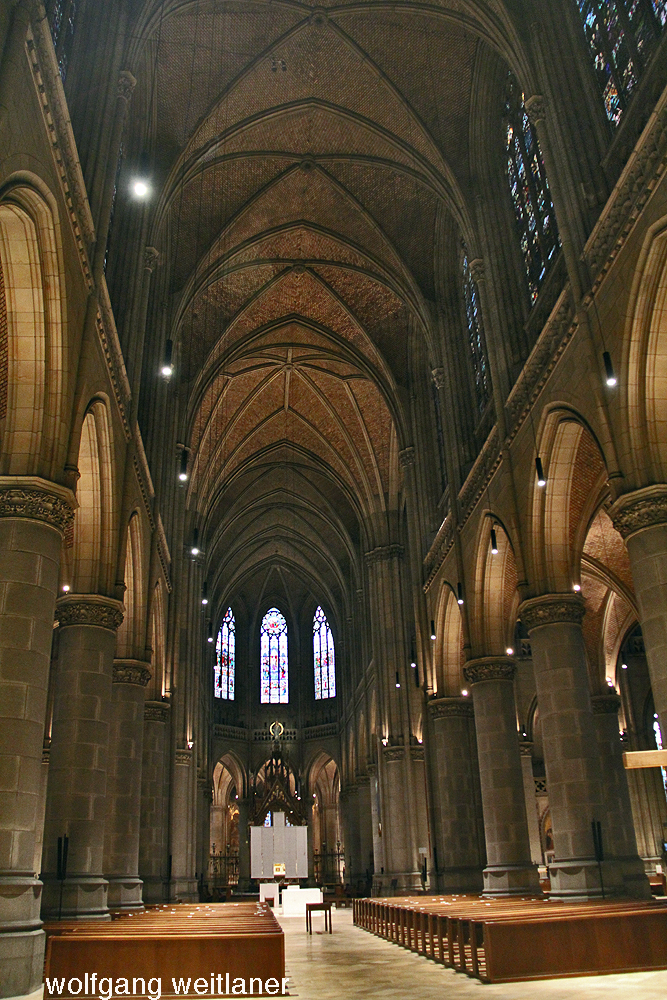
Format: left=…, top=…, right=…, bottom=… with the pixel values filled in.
left=2, top=1, right=667, bottom=998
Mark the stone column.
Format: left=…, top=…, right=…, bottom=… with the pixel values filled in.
left=169, top=747, right=198, bottom=902
left=0, top=479, right=74, bottom=997
left=339, top=786, right=359, bottom=884
left=463, top=658, right=539, bottom=895
left=41, top=594, right=124, bottom=919
left=591, top=694, right=651, bottom=898
left=103, top=659, right=151, bottom=911
left=520, top=594, right=648, bottom=898
left=519, top=742, right=544, bottom=866
left=356, top=777, right=374, bottom=892
left=427, top=697, right=485, bottom=892
left=611, top=486, right=667, bottom=729
left=236, top=798, right=250, bottom=891
left=139, top=700, right=170, bottom=904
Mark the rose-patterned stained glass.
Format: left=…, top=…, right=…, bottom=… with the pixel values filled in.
left=260, top=608, right=288, bottom=704
left=462, top=246, right=490, bottom=413
left=313, top=606, right=336, bottom=700
left=214, top=607, right=235, bottom=700
left=505, top=74, right=560, bottom=306
left=576, top=1, right=665, bottom=126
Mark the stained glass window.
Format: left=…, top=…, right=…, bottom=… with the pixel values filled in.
left=48, top=1, right=78, bottom=82
left=260, top=608, right=288, bottom=704
left=576, top=2, right=666, bottom=126
left=264, top=812, right=272, bottom=827
left=462, top=247, right=490, bottom=412
left=505, top=74, right=560, bottom=306
left=313, top=606, right=336, bottom=700
left=214, top=608, right=235, bottom=700
left=653, top=715, right=667, bottom=797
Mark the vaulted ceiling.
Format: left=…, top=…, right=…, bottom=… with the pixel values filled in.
left=123, top=1, right=530, bottom=623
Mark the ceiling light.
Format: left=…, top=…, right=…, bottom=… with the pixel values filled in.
left=603, top=351, right=617, bottom=387
left=202, top=582, right=208, bottom=606
left=621, top=663, right=628, bottom=670
left=132, top=179, right=150, bottom=199
left=430, top=620, right=436, bottom=640
left=207, top=621, right=213, bottom=643
left=395, top=671, right=401, bottom=689
left=535, top=456, right=546, bottom=488
left=573, top=583, right=581, bottom=592
left=179, top=450, right=188, bottom=482
left=191, top=528, right=199, bottom=557
left=457, top=582, right=464, bottom=605
left=461, top=689, right=469, bottom=697
left=161, top=339, right=173, bottom=378
left=62, top=584, right=70, bottom=593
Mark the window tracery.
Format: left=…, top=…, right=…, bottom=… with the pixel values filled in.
left=504, top=75, right=560, bottom=306
left=313, top=606, right=336, bottom=700
left=260, top=608, right=288, bottom=704
left=47, top=0, right=78, bottom=82
left=576, top=1, right=666, bottom=126
left=462, top=248, right=491, bottom=413
left=214, top=607, right=235, bottom=700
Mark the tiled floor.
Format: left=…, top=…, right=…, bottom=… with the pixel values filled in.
left=278, top=908, right=667, bottom=1000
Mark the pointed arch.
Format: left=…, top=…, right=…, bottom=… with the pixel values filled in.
left=434, top=583, right=464, bottom=697
left=116, top=513, right=145, bottom=659
left=473, top=516, right=518, bottom=657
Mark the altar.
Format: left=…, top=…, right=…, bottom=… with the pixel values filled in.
left=281, top=885, right=323, bottom=917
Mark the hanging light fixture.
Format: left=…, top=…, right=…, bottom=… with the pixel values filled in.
left=179, top=449, right=189, bottom=482
left=207, top=621, right=213, bottom=643
left=190, top=527, right=199, bottom=557
left=603, top=351, right=617, bottom=387
left=201, top=581, right=208, bottom=606
left=535, top=456, right=546, bottom=487
left=395, top=671, right=401, bottom=689
left=430, top=619, right=436, bottom=640
left=491, top=526, right=498, bottom=554
left=161, top=339, right=173, bottom=378
left=457, top=582, right=464, bottom=605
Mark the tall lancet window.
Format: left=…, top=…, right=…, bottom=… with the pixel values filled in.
left=313, top=606, right=336, bottom=700
left=576, top=2, right=666, bottom=126
left=214, top=608, right=235, bottom=700
left=462, top=247, right=490, bottom=413
left=260, top=608, right=288, bottom=704
left=505, top=74, right=560, bottom=306
left=48, top=1, right=79, bottom=82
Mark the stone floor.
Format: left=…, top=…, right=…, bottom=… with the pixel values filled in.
left=278, top=908, right=667, bottom=1000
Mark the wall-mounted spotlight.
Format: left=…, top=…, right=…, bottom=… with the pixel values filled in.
left=179, top=450, right=189, bottom=482
left=131, top=178, right=151, bottom=199
left=491, top=527, right=498, bottom=555
left=202, top=581, right=208, bottom=606
left=573, top=583, right=581, bottom=592
left=621, top=663, right=628, bottom=670
left=161, top=339, right=173, bottom=378
left=191, top=528, right=200, bottom=557
left=186, top=740, right=194, bottom=750
left=506, top=647, right=514, bottom=656
left=395, top=671, right=401, bottom=689
left=535, top=456, right=546, bottom=488
left=207, top=621, right=213, bottom=643
left=603, top=351, right=617, bottom=387
left=457, top=582, right=464, bottom=606
left=461, top=688, right=469, bottom=697
left=430, top=620, right=436, bottom=640
left=62, top=584, right=70, bottom=593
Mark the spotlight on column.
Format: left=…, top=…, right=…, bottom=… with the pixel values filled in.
left=207, top=621, right=213, bottom=643
left=131, top=178, right=151, bottom=199
left=202, top=581, right=208, bottom=606
left=187, top=740, right=194, bottom=750
left=179, top=450, right=189, bottom=482
left=430, top=620, right=436, bottom=640
left=573, top=583, right=581, bottom=592
left=62, top=584, right=70, bottom=593
left=506, top=647, right=514, bottom=656
left=395, top=671, right=401, bottom=689
left=535, top=456, right=546, bottom=487
left=457, top=582, right=464, bottom=605
left=461, top=688, right=469, bottom=697
left=161, top=339, right=174, bottom=378
left=621, top=663, right=628, bottom=670
left=190, top=528, right=200, bottom=556
left=491, top=527, right=498, bottom=554
left=603, top=351, right=617, bottom=387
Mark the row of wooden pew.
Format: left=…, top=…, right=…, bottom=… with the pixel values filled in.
left=353, top=894, right=667, bottom=982
left=44, top=903, right=285, bottom=996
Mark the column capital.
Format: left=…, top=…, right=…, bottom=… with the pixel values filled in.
left=382, top=745, right=405, bottom=762
left=113, top=659, right=151, bottom=686
left=428, top=696, right=474, bottom=720
left=143, top=246, right=160, bottom=272
left=519, top=740, right=534, bottom=757
left=431, top=367, right=445, bottom=390
left=609, top=484, right=667, bottom=539
left=117, top=70, right=137, bottom=103
left=468, top=257, right=485, bottom=284
left=0, top=476, right=75, bottom=533
left=524, top=93, right=547, bottom=125
left=364, top=543, right=404, bottom=565
left=56, top=594, right=124, bottom=632
left=398, top=446, right=416, bottom=469
left=144, top=700, right=170, bottom=722
left=591, top=693, right=621, bottom=715
left=463, top=656, right=516, bottom=684
left=519, top=593, right=585, bottom=630
left=175, top=747, right=193, bottom=766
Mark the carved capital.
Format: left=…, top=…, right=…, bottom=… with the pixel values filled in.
left=468, top=258, right=485, bottom=284
left=410, top=746, right=425, bottom=762
left=143, top=246, right=160, bottom=272
left=428, top=697, right=474, bottom=720
left=0, top=477, right=75, bottom=533
left=525, top=94, right=547, bottom=125
left=113, top=659, right=151, bottom=686
left=463, top=656, right=516, bottom=685
left=175, top=748, right=193, bottom=766
left=364, top=543, right=404, bottom=565
left=144, top=700, right=170, bottom=723
left=610, top=485, right=667, bottom=539
left=382, top=745, right=405, bottom=762
left=591, top=693, right=621, bottom=715
left=431, top=368, right=445, bottom=390
left=519, top=593, right=585, bottom=631
left=56, top=594, right=124, bottom=632
left=117, top=70, right=137, bottom=102
left=399, top=446, right=416, bottom=469
left=519, top=740, right=533, bottom=757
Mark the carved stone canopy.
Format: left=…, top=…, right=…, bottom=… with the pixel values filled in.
left=610, top=484, right=667, bottom=540
left=519, top=593, right=585, bottom=631
left=113, top=659, right=151, bottom=686
left=463, top=656, right=516, bottom=685
left=56, top=594, right=125, bottom=632
left=0, top=477, right=76, bottom=533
